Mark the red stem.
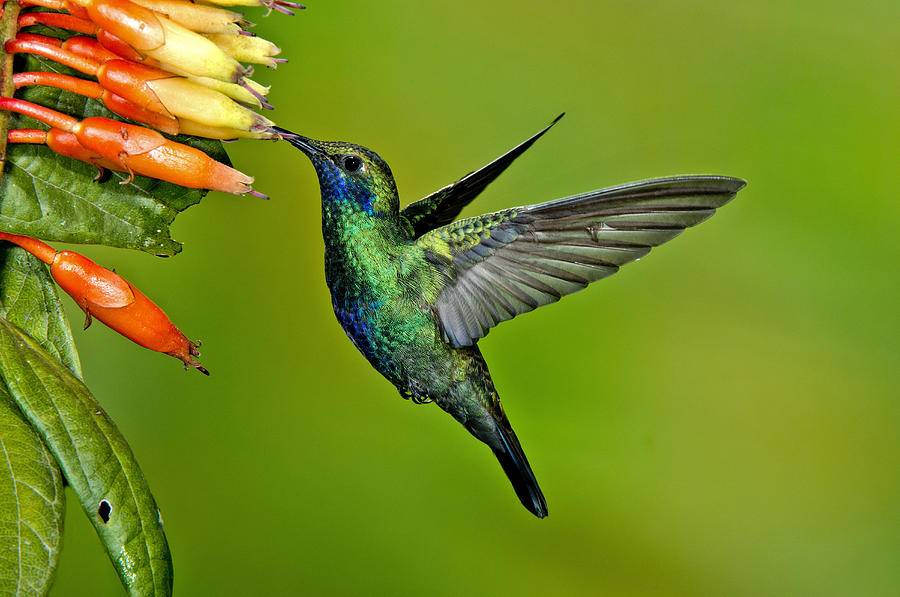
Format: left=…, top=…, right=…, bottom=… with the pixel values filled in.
left=4, top=36, right=100, bottom=75
left=17, top=12, right=98, bottom=35
left=0, top=97, right=79, bottom=132
left=7, top=128, right=49, bottom=144
left=16, top=0, right=66, bottom=9
left=13, top=71, right=104, bottom=98
left=0, top=231, right=58, bottom=265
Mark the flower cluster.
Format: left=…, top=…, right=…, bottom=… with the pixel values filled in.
left=0, top=0, right=301, bottom=370
left=3, top=0, right=302, bottom=194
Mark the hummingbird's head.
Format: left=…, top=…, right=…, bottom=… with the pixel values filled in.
left=277, top=129, right=399, bottom=217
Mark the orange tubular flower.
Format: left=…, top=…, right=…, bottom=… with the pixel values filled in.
left=8, top=128, right=127, bottom=175
left=0, top=232, right=208, bottom=374
left=0, top=97, right=265, bottom=197
left=75, top=116, right=262, bottom=194
left=6, top=35, right=273, bottom=133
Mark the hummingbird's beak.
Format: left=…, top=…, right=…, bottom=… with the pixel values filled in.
left=272, top=126, right=323, bottom=157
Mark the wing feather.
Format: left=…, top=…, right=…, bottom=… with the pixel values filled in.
left=401, top=115, right=564, bottom=238
left=418, top=175, right=746, bottom=347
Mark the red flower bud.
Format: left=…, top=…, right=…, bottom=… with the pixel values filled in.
left=0, top=233, right=207, bottom=373
left=74, top=117, right=260, bottom=194
left=8, top=128, right=127, bottom=174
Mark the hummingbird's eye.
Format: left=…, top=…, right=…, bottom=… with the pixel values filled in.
left=341, top=155, right=363, bottom=173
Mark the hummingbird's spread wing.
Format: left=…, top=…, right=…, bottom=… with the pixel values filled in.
left=401, top=114, right=564, bottom=239
left=418, top=176, right=746, bottom=348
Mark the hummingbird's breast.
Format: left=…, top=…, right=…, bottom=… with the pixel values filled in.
left=323, top=222, right=440, bottom=391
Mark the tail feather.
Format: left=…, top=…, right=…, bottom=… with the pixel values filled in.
left=491, top=421, right=548, bottom=518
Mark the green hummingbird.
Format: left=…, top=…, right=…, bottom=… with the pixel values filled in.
left=277, top=115, right=745, bottom=518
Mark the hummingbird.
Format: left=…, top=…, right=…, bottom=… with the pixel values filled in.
left=277, top=115, right=745, bottom=518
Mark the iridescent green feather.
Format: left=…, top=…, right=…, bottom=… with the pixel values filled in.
left=417, top=176, right=746, bottom=347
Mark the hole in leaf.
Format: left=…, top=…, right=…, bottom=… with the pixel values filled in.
left=98, top=500, right=112, bottom=524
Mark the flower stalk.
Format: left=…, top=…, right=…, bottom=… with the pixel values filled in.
left=0, top=1, right=22, bottom=184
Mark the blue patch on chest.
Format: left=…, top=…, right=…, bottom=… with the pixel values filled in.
left=335, top=299, right=382, bottom=356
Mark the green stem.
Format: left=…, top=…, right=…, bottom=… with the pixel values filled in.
left=0, top=1, right=21, bottom=184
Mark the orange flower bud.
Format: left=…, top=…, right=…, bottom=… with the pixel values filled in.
left=51, top=252, right=206, bottom=372
left=8, top=128, right=127, bottom=174
left=44, top=129, right=128, bottom=173
left=0, top=233, right=207, bottom=373
left=64, top=35, right=134, bottom=65
left=79, top=0, right=167, bottom=51
left=74, top=117, right=262, bottom=195
left=96, top=59, right=175, bottom=116
left=96, top=28, right=148, bottom=62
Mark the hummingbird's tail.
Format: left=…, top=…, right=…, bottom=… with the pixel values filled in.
left=489, top=418, right=548, bottom=519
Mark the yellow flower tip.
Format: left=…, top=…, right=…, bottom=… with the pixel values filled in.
left=177, top=119, right=279, bottom=140
left=147, top=77, right=265, bottom=131
left=244, top=78, right=270, bottom=96
left=239, top=79, right=272, bottom=109
left=203, top=32, right=282, bottom=66
left=146, top=16, right=245, bottom=82
left=250, top=112, right=275, bottom=130
left=130, top=0, right=245, bottom=34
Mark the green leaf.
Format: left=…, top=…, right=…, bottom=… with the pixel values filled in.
left=0, top=52, right=229, bottom=256
left=0, top=244, right=82, bottom=380
left=0, top=318, right=173, bottom=597
left=0, top=383, right=65, bottom=597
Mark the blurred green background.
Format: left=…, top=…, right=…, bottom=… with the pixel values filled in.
left=51, top=0, right=899, bottom=595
